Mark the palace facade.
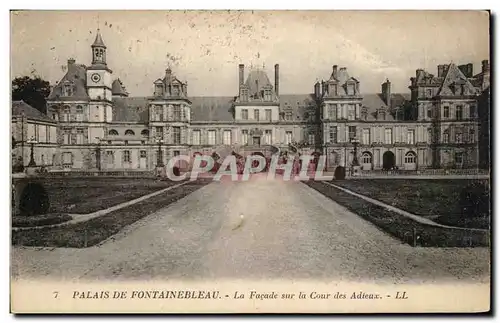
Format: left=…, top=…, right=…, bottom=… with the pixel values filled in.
left=12, top=30, right=491, bottom=172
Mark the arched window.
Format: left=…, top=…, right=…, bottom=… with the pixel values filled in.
left=141, top=129, right=149, bottom=137
left=108, top=129, right=118, bottom=136
left=404, top=151, right=417, bottom=164
left=361, top=152, right=372, bottom=164
left=125, top=129, right=135, bottom=136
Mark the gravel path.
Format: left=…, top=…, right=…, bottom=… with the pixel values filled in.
left=11, top=176, right=490, bottom=284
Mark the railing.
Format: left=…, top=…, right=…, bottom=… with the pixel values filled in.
left=356, top=168, right=489, bottom=177
left=39, top=170, right=156, bottom=178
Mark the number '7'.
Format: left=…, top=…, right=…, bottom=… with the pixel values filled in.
left=53, top=292, right=59, bottom=298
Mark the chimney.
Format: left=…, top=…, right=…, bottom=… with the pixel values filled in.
left=67, top=58, right=75, bottom=68
left=482, top=60, right=490, bottom=73
left=458, top=63, right=473, bottom=78
left=332, top=65, right=338, bottom=79
left=382, top=79, right=391, bottom=107
left=239, top=64, right=244, bottom=85
left=437, top=65, right=445, bottom=77
left=314, top=81, right=321, bottom=99
left=416, top=69, right=424, bottom=80
left=321, top=80, right=325, bottom=96
left=165, top=68, right=172, bottom=82
left=274, top=64, right=279, bottom=96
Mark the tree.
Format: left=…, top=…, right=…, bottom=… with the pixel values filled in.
left=12, top=76, right=51, bottom=114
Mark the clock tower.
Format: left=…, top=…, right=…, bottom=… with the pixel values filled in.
left=86, top=29, right=113, bottom=123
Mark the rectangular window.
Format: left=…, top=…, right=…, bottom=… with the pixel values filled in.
left=362, top=128, right=370, bottom=145
left=254, top=110, right=260, bottom=121
left=173, top=150, right=180, bottom=157
left=76, top=106, right=84, bottom=121
left=455, top=152, right=464, bottom=165
left=62, top=106, right=70, bottom=122
left=330, top=127, right=338, bottom=144
left=456, top=105, right=463, bottom=120
left=172, top=85, right=180, bottom=96
left=192, top=130, right=201, bottom=145
left=407, top=129, right=415, bottom=145
left=155, top=105, right=163, bottom=121
left=285, top=111, right=293, bottom=121
left=140, top=150, right=147, bottom=158
left=384, top=128, right=393, bottom=144
left=348, top=105, right=356, bottom=120
left=62, top=152, right=72, bottom=165
left=469, top=129, right=475, bottom=142
left=443, top=132, right=449, bottom=143
left=308, top=133, right=315, bottom=145
left=76, top=128, right=85, bottom=144
left=173, top=127, right=181, bottom=144
left=155, top=126, right=163, bottom=139
left=348, top=126, right=356, bottom=140
left=123, top=150, right=131, bottom=163
left=208, top=130, right=216, bottom=145
left=264, top=130, right=272, bottom=145
left=265, top=109, right=272, bottom=121
left=455, top=132, right=463, bottom=143
left=63, top=129, right=71, bottom=145
left=284, top=131, right=291, bottom=145
left=241, top=130, right=248, bottom=145
left=427, top=107, right=432, bottom=118
left=106, top=151, right=114, bottom=164
left=173, top=105, right=181, bottom=121
left=223, top=130, right=232, bottom=145
left=469, top=105, right=476, bottom=118
left=242, top=109, right=248, bottom=120
left=443, top=106, right=450, bottom=119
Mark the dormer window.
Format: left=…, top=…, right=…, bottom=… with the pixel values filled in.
left=155, top=83, right=164, bottom=96
left=172, top=84, right=180, bottom=96
left=347, top=83, right=355, bottom=95
left=63, top=83, right=73, bottom=97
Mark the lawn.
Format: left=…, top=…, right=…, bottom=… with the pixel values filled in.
left=332, top=179, right=490, bottom=230
left=41, top=178, right=182, bottom=214
left=12, top=180, right=210, bottom=248
left=306, top=181, right=490, bottom=247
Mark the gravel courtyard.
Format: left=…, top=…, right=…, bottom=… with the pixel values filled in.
left=11, top=176, right=490, bottom=284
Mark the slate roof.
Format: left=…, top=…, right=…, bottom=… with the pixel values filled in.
left=12, top=100, right=54, bottom=122
left=112, top=79, right=129, bottom=96
left=361, top=93, right=410, bottom=121
left=92, top=30, right=106, bottom=48
left=279, top=94, right=318, bottom=121
left=112, top=97, right=149, bottom=122
left=190, top=96, right=235, bottom=122
left=113, top=92, right=412, bottom=123
left=47, top=62, right=89, bottom=101
left=245, top=69, right=274, bottom=96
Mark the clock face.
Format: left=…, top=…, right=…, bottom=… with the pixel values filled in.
left=91, top=73, right=101, bottom=83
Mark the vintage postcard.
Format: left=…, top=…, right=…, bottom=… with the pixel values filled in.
left=10, top=10, right=491, bottom=314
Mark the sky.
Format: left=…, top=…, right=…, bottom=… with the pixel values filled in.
left=10, top=10, right=490, bottom=97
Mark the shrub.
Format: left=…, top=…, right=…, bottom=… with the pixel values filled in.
left=459, top=181, right=490, bottom=218
left=334, top=166, right=346, bottom=180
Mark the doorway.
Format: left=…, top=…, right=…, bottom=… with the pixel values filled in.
left=382, top=151, right=396, bottom=170
left=252, top=136, right=261, bottom=146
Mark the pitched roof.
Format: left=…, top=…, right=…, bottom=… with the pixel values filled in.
left=12, top=100, right=54, bottom=122
left=47, top=62, right=89, bottom=101
left=279, top=94, right=318, bottom=121
left=190, top=96, right=235, bottom=122
left=92, top=29, right=106, bottom=48
left=112, top=97, right=149, bottom=122
left=112, top=79, right=129, bottom=97
left=437, top=63, right=479, bottom=96
left=361, top=93, right=411, bottom=121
